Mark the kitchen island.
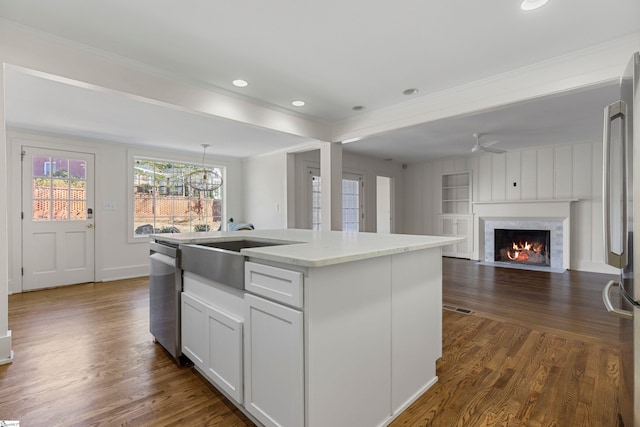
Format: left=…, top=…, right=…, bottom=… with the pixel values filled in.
left=152, top=229, right=461, bottom=427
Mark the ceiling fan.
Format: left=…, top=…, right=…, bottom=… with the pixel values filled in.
left=471, top=133, right=505, bottom=154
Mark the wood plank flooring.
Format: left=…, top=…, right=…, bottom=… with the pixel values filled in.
left=0, top=258, right=621, bottom=426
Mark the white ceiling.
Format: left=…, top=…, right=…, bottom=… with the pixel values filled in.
left=1, top=0, right=639, bottom=161
left=345, top=82, right=621, bottom=163
left=4, top=68, right=308, bottom=158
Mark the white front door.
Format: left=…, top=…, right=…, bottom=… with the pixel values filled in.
left=22, top=147, right=95, bottom=291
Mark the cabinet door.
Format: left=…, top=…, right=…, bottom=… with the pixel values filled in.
left=455, top=217, right=471, bottom=255
left=439, top=217, right=457, bottom=257
left=181, top=293, right=207, bottom=368
left=244, top=294, right=304, bottom=427
left=439, top=215, right=472, bottom=258
left=441, top=217, right=455, bottom=235
left=206, top=306, right=243, bottom=403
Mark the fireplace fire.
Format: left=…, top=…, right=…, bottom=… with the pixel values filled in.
left=494, top=229, right=551, bottom=266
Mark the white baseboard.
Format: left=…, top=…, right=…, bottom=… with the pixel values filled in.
left=0, top=331, right=13, bottom=365
left=99, top=264, right=149, bottom=282
left=574, top=260, right=620, bottom=275
left=8, top=265, right=150, bottom=294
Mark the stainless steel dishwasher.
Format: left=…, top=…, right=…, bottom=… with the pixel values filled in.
left=149, top=240, right=185, bottom=365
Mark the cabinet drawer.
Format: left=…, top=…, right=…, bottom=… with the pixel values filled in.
left=245, top=261, right=303, bottom=308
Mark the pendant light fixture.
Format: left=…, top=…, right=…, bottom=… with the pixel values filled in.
left=187, top=144, right=223, bottom=194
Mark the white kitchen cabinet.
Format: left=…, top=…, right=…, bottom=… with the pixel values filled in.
left=170, top=230, right=454, bottom=427
left=245, top=261, right=303, bottom=308
left=439, top=214, right=472, bottom=258
left=204, top=302, right=243, bottom=403
left=244, top=293, right=304, bottom=427
left=181, top=292, right=207, bottom=368
left=181, top=291, right=244, bottom=403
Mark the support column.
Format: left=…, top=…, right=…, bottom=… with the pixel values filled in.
left=0, top=63, right=14, bottom=364
left=320, top=142, right=342, bottom=231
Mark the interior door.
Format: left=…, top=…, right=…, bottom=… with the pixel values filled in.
left=376, top=176, right=392, bottom=233
left=22, top=147, right=95, bottom=290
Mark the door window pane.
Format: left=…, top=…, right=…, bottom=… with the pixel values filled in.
left=312, top=175, right=321, bottom=230
left=342, top=178, right=360, bottom=232
left=33, top=156, right=51, bottom=177
left=52, top=158, right=69, bottom=175
left=33, top=199, right=51, bottom=220
left=310, top=173, right=362, bottom=231
left=69, top=159, right=87, bottom=179
left=32, top=156, right=87, bottom=221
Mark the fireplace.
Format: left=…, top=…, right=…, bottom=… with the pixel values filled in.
left=494, top=229, right=551, bottom=266
left=473, top=200, right=575, bottom=272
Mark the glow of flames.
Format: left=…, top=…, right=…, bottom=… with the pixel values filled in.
left=506, top=241, right=544, bottom=261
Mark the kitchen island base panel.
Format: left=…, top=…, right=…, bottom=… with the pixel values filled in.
left=306, top=256, right=392, bottom=427
left=304, top=248, right=442, bottom=426
left=391, top=248, right=442, bottom=412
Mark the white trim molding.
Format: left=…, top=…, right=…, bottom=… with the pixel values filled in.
left=0, top=331, right=13, bottom=365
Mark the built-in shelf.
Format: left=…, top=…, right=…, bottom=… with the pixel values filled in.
left=442, top=172, right=470, bottom=215
left=440, top=172, right=472, bottom=258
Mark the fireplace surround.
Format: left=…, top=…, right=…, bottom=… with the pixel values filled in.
left=472, top=199, right=577, bottom=271
left=483, top=219, right=563, bottom=269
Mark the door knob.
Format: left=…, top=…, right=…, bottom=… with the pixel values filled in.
left=87, top=223, right=94, bottom=229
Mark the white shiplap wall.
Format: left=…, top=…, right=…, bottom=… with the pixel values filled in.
left=402, top=141, right=617, bottom=274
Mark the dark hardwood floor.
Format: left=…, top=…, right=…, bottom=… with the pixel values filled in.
left=0, top=258, right=621, bottom=426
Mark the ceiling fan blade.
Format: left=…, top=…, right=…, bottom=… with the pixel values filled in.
left=480, top=140, right=500, bottom=148
left=482, top=146, right=506, bottom=154
left=471, top=133, right=504, bottom=154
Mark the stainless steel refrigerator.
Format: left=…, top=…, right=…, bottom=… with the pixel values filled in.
left=602, top=51, right=640, bottom=427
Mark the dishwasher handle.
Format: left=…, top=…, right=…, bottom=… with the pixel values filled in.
left=150, top=252, right=176, bottom=268
left=602, top=280, right=633, bottom=320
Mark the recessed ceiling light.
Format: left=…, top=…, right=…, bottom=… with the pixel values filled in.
left=352, top=105, right=366, bottom=111
left=232, top=79, right=248, bottom=87
left=403, top=88, right=419, bottom=95
left=521, top=0, right=549, bottom=10
left=292, top=100, right=305, bottom=107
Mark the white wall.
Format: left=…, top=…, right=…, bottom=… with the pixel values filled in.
left=403, top=141, right=615, bottom=273
left=342, top=151, right=405, bottom=233
left=6, top=129, right=244, bottom=294
left=0, top=65, right=10, bottom=362
left=242, top=150, right=288, bottom=230
left=287, top=149, right=405, bottom=232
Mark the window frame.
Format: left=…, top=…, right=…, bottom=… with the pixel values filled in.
left=127, top=151, right=226, bottom=242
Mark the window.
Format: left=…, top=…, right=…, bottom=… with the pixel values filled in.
left=342, top=177, right=360, bottom=232
left=311, top=174, right=322, bottom=230
left=309, top=169, right=362, bottom=231
left=133, top=157, right=224, bottom=236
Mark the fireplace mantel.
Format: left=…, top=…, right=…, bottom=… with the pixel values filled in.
left=472, top=199, right=578, bottom=216
left=473, top=199, right=578, bottom=205
left=471, top=199, right=578, bottom=270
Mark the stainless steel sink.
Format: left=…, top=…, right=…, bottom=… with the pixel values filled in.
left=179, top=239, right=289, bottom=290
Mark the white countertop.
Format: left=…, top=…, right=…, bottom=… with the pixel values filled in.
left=151, top=229, right=462, bottom=267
